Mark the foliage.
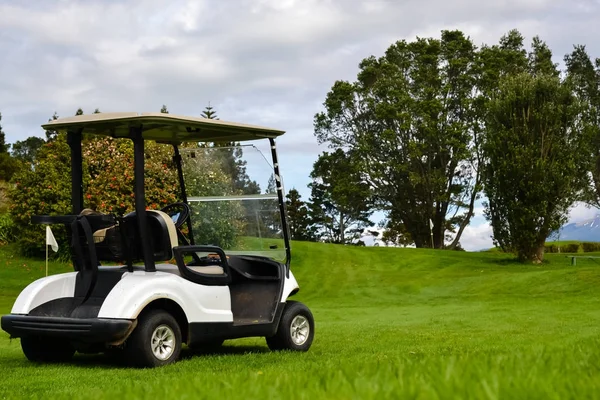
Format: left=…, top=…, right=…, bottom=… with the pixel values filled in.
left=44, top=112, right=59, bottom=142
left=581, top=242, right=600, bottom=252
left=201, top=103, right=218, bottom=119
left=8, top=133, right=181, bottom=256
left=0, top=112, right=21, bottom=182
left=285, top=188, right=315, bottom=241
left=0, top=213, right=15, bottom=244
left=308, top=149, right=372, bottom=243
left=564, top=45, right=600, bottom=208
left=0, top=112, right=8, bottom=153
left=83, top=137, right=179, bottom=215
left=482, top=71, right=589, bottom=263
left=8, top=134, right=76, bottom=257
left=0, top=153, right=21, bottom=182
left=11, top=136, right=45, bottom=165
left=180, top=148, right=245, bottom=249
left=314, top=30, right=480, bottom=248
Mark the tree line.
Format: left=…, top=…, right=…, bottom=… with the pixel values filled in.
left=1, top=28, right=599, bottom=263
left=293, top=28, right=600, bottom=263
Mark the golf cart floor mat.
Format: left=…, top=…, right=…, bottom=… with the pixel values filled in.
left=29, top=269, right=124, bottom=319
left=230, top=281, right=280, bottom=325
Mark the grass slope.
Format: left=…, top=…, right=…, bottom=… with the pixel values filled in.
left=0, top=243, right=599, bottom=399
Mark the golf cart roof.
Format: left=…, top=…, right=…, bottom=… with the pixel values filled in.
left=41, top=112, right=285, bottom=143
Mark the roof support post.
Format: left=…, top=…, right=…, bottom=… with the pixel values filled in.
left=67, top=129, right=84, bottom=215
left=131, top=126, right=156, bottom=272
left=172, top=144, right=195, bottom=245
left=269, top=138, right=291, bottom=270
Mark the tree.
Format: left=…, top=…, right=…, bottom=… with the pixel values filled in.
left=564, top=45, right=600, bottom=209
left=160, top=105, right=169, bottom=114
left=201, top=103, right=218, bottom=119
left=482, top=72, right=588, bottom=263
left=11, top=136, right=45, bottom=164
left=314, top=30, right=479, bottom=248
left=200, top=104, right=261, bottom=194
left=285, top=188, right=315, bottom=241
left=45, top=112, right=59, bottom=141
left=308, top=150, right=372, bottom=244
left=0, top=113, right=21, bottom=181
left=0, top=112, right=8, bottom=153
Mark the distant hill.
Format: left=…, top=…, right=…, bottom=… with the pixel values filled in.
left=551, top=215, right=600, bottom=242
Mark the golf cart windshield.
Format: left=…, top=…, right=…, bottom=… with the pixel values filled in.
left=180, top=145, right=286, bottom=262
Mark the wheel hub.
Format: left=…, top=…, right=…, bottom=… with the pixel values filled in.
left=151, top=324, right=175, bottom=361
left=290, top=315, right=309, bottom=346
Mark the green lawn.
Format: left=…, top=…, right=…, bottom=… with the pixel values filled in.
left=0, top=243, right=599, bottom=399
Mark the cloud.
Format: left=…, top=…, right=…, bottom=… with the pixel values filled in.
left=459, top=222, right=495, bottom=251
left=1, top=0, right=599, bottom=249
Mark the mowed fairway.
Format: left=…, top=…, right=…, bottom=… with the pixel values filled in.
left=0, top=243, right=599, bottom=399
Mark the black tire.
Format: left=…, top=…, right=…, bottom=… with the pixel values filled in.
left=123, top=309, right=182, bottom=368
left=266, top=301, right=314, bottom=352
left=21, top=336, right=75, bottom=362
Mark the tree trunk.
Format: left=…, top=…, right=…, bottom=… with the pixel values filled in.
left=533, top=244, right=545, bottom=264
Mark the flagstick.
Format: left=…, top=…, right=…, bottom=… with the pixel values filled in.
left=45, top=242, right=48, bottom=277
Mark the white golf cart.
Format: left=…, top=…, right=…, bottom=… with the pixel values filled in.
left=1, top=113, right=314, bottom=367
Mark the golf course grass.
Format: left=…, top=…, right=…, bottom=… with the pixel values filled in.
left=0, top=242, right=599, bottom=399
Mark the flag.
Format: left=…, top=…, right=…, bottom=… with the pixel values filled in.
left=429, top=219, right=434, bottom=230
left=46, top=226, right=58, bottom=252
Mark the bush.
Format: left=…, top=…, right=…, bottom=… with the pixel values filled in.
left=9, top=134, right=180, bottom=256
left=582, top=242, right=600, bottom=253
left=0, top=213, right=15, bottom=244
left=544, top=244, right=558, bottom=253
left=561, top=243, right=580, bottom=253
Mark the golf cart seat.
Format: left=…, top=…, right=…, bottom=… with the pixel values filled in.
left=122, top=209, right=178, bottom=262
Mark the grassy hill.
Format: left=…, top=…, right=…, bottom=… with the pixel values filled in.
left=0, top=243, right=599, bottom=399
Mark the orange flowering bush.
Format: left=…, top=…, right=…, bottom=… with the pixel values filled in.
left=9, top=134, right=180, bottom=256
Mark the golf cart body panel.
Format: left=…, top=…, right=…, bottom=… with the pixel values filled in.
left=2, top=112, right=312, bottom=366
left=281, top=270, right=299, bottom=301
left=97, top=269, right=232, bottom=322
left=10, top=272, right=78, bottom=315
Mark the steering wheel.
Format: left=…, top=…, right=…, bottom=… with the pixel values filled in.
left=160, top=202, right=191, bottom=229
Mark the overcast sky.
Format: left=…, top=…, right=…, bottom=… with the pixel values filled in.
left=1, top=0, right=599, bottom=250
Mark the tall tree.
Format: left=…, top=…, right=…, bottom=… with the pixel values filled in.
left=0, top=113, right=20, bottom=181
left=45, top=112, right=59, bottom=141
left=0, top=113, right=8, bottom=153
left=201, top=103, right=218, bottom=119
left=308, top=149, right=372, bottom=244
left=314, top=30, right=479, bottom=248
left=564, top=45, right=600, bottom=209
left=11, top=136, right=45, bottom=164
left=201, top=104, right=261, bottom=194
left=482, top=72, right=588, bottom=263
left=285, top=188, right=315, bottom=241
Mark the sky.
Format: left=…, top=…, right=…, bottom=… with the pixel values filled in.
left=1, top=0, right=599, bottom=250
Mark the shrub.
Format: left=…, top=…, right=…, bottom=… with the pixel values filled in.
left=9, top=134, right=180, bottom=256
left=0, top=213, right=15, bottom=244
left=561, top=243, right=580, bottom=253
left=582, top=242, right=600, bottom=253
left=544, top=244, right=558, bottom=253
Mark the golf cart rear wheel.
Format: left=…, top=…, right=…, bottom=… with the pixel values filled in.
left=124, top=309, right=182, bottom=368
left=21, top=336, right=75, bottom=362
left=266, top=301, right=314, bottom=352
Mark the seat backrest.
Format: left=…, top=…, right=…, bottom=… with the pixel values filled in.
left=124, top=210, right=179, bottom=262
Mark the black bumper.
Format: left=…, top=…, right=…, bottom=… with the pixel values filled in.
left=1, top=315, right=133, bottom=343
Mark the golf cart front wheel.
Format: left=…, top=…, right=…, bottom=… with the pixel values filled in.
left=21, top=336, right=75, bottom=362
left=267, top=301, right=314, bottom=352
left=124, top=309, right=182, bottom=368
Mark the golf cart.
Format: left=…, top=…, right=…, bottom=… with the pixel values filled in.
left=1, top=112, right=314, bottom=367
